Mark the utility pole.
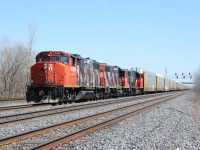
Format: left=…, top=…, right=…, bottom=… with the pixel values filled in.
left=165, top=67, right=167, bottom=78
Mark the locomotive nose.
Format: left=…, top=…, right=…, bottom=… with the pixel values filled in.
left=31, top=62, right=65, bottom=86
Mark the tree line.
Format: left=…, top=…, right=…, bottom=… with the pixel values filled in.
left=0, top=25, right=35, bottom=98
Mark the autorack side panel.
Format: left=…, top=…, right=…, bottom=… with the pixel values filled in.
left=156, top=74, right=165, bottom=92
left=164, top=78, right=170, bottom=91
left=169, top=80, right=174, bottom=91
left=180, top=83, right=182, bottom=90
left=144, top=71, right=156, bottom=92
left=176, top=82, right=179, bottom=90
left=177, top=82, right=181, bottom=90
left=174, top=81, right=177, bottom=90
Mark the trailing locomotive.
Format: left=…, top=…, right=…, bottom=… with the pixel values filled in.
left=26, top=51, right=187, bottom=104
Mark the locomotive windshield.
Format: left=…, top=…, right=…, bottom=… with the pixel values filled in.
left=52, top=56, right=59, bottom=61
left=36, top=52, right=69, bottom=64
left=36, top=56, right=50, bottom=62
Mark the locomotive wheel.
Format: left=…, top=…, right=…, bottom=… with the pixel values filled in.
left=58, top=101, right=63, bottom=105
left=51, top=103, right=57, bottom=106
left=69, top=100, right=75, bottom=104
left=63, top=95, right=68, bottom=104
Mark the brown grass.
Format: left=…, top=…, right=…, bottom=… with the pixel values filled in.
left=192, top=95, right=200, bottom=120
left=192, top=69, right=200, bottom=120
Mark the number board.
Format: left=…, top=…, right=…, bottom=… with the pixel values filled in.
left=52, top=52, right=61, bottom=55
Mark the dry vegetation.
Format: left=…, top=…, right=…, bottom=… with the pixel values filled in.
left=192, top=69, right=200, bottom=120
left=0, top=25, right=35, bottom=98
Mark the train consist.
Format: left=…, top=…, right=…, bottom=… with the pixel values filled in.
left=26, top=51, right=188, bottom=104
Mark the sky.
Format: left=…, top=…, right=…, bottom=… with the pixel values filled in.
left=0, top=0, right=199, bottom=83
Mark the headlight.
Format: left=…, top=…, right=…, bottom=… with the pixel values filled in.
left=43, top=63, right=47, bottom=69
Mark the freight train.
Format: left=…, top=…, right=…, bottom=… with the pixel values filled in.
left=26, top=51, right=188, bottom=104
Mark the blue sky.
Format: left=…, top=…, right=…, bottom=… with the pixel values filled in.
left=0, top=0, right=199, bottom=82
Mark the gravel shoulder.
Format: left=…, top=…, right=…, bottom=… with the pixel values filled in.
left=67, top=91, right=200, bottom=150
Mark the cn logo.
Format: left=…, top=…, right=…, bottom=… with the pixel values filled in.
left=49, top=67, right=53, bottom=71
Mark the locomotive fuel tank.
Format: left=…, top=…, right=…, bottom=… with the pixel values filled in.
left=76, top=91, right=94, bottom=100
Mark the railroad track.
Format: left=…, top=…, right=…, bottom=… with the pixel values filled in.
left=0, top=92, right=179, bottom=113
left=0, top=98, right=25, bottom=102
left=0, top=91, right=187, bottom=149
left=0, top=92, right=180, bottom=125
left=0, top=104, right=46, bottom=112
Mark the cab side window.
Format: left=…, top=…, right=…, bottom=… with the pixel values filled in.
left=36, top=58, right=42, bottom=62
left=71, top=57, right=75, bottom=66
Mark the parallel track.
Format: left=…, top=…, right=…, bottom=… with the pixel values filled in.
left=0, top=104, right=45, bottom=111
left=0, top=98, right=25, bottom=102
left=32, top=92, right=185, bottom=150
left=0, top=92, right=179, bottom=125
left=0, top=91, right=186, bottom=149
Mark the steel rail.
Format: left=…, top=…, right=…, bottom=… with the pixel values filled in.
left=32, top=92, right=185, bottom=150
left=0, top=104, right=45, bottom=111
left=0, top=98, right=25, bottom=102
left=0, top=92, right=179, bottom=125
left=0, top=92, right=186, bottom=148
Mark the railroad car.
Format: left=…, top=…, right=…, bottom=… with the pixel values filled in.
left=156, top=74, right=165, bottom=92
left=164, top=78, right=170, bottom=91
left=26, top=50, right=187, bottom=104
left=174, top=81, right=178, bottom=90
left=169, top=80, right=174, bottom=91
left=143, top=71, right=156, bottom=93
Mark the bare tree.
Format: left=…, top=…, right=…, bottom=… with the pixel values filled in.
left=25, top=23, right=36, bottom=86
left=27, top=22, right=36, bottom=51
left=0, top=24, right=36, bottom=98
